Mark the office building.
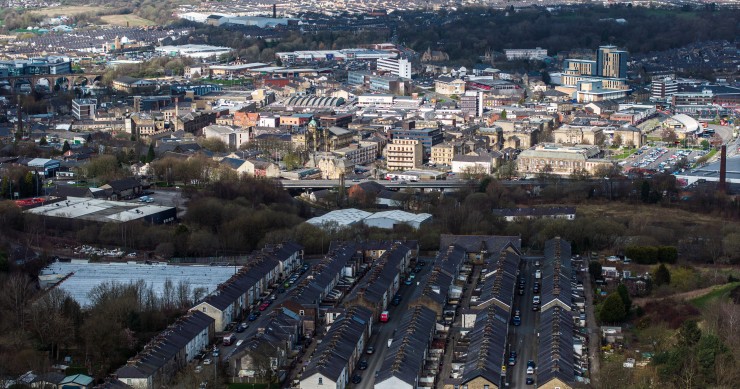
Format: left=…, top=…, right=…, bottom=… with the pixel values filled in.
left=390, top=127, right=443, bottom=154
left=386, top=139, right=423, bottom=171
left=347, top=71, right=409, bottom=94
left=203, top=125, right=251, bottom=149
left=72, top=99, right=97, bottom=120
left=376, top=57, right=412, bottom=79
left=0, top=57, right=72, bottom=76
left=460, top=91, right=483, bottom=117
left=650, top=78, right=679, bottom=102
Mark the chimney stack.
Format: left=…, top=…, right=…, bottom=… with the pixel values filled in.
left=719, top=144, right=727, bottom=192
left=273, top=4, right=277, bottom=18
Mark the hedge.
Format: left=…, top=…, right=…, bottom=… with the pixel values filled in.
left=625, top=245, right=678, bottom=264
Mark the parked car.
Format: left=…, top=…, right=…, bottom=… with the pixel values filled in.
left=526, top=377, right=534, bottom=385
left=202, top=358, right=212, bottom=365
left=358, top=360, right=368, bottom=370
left=248, top=313, right=258, bottom=321
left=351, top=374, right=362, bottom=384
left=366, top=346, right=375, bottom=354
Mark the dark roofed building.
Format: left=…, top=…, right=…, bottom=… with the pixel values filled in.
left=115, top=310, right=214, bottom=389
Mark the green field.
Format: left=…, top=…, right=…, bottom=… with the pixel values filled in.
left=29, top=5, right=108, bottom=16
left=101, top=14, right=155, bottom=27
left=690, top=281, right=740, bottom=309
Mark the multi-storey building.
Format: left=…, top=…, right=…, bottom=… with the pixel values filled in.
left=650, top=78, right=678, bottom=102
left=430, top=142, right=459, bottom=166
left=386, top=139, right=423, bottom=171
left=203, top=125, right=251, bottom=149
left=390, top=127, right=443, bottom=155
left=460, top=91, right=484, bottom=117
left=0, top=57, right=72, bottom=76
left=434, top=77, right=466, bottom=95
left=597, top=45, right=628, bottom=79
left=333, top=142, right=378, bottom=165
left=376, top=57, right=412, bottom=79
left=504, top=47, right=548, bottom=61
left=552, top=125, right=605, bottom=146
left=347, top=71, right=409, bottom=94
left=560, top=46, right=629, bottom=102
left=517, top=144, right=611, bottom=176
left=72, top=99, right=97, bottom=120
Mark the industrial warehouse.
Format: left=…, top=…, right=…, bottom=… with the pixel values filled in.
left=25, top=197, right=177, bottom=224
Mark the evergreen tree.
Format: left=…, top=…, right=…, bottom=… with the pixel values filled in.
left=500, top=109, right=507, bottom=119
left=617, top=284, right=632, bottom=313
left=589, top=261, right=602, bottom=281
left=62, top=140, right=71, bottom=153
left=654, top=263, right=671, bottom=286
left=677, top=320, right=701, bottom=348
left=39, top=136, right=47, bottom=145
left=146, top=143, right=155, bottom=163
left=599, top=293, right=627, bottom=323
left=641, top=180, right=650, bottom=203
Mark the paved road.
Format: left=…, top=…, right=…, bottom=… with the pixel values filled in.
left=509, top=256, right=541, bottom=387
left=216, top=261, right=316, bottom=365
left=583, top=258, right=600, bottom=386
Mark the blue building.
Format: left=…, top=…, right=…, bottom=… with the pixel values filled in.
left=170, top=83, right=222, bottom=96
left=390, top=127, right=443, bottom=155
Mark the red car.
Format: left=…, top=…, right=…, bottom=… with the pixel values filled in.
left=258, top=303, right=269, bottom=311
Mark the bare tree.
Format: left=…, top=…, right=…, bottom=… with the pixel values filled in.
left=176, top=280, right=192, bottom=309
left=0, top=273, right=34, bottom=326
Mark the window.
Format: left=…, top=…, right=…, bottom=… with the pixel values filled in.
left=318, top=377, right=323, bottom=385
left=484, top=386, right=489, bottom=389
left=299, top=310, right=305, bottom=316
left=202, top=307, right=207, bottom=312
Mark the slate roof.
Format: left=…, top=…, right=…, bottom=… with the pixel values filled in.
left=536, top=306, right=575, bottom=387
left=291, top=243, right=356, bottom=306
left=301, top=306, right=372, bottom=382
left=475, top=250, right=520, bottom=312
left=410, top=244, right=466, bottom=310
left=376, top=305, right=436, bottom=386
left=104, top=178, right=142, bottom=192
left=115, top=310, right=214, bottom=380
left=439, top=235, right=522, bottom=255
left=461, top=305, right=510, bottom=385
left=220, top=157, right=247, bottom=170
left=541, top=238, right=573, bottom=312
left=346, top=244, right=409, bottom=306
